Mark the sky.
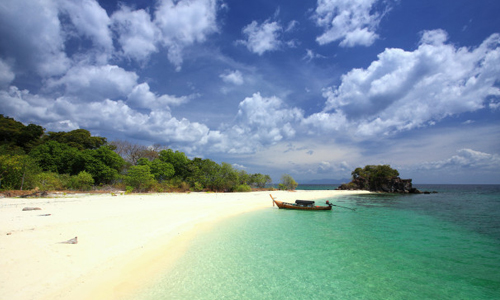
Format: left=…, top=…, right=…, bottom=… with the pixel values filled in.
left=1, top=0, right=499, bottom=184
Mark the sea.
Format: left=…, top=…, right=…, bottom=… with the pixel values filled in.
left=135, top=184, right=500, bottom=300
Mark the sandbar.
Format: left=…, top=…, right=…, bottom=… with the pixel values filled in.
left=0, top=190, right=369, bottom=299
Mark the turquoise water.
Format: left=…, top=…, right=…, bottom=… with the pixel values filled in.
left=137, top=185, right=500, bottom=299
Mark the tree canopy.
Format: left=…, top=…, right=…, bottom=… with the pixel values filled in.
left=0, top=116, right=273, bottom=193
left=351, top=165, right=400, bottom=190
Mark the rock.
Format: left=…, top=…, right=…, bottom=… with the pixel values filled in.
left=22, top=207, right=42, bottom=211
left=337, top=177, right=423, bottom=194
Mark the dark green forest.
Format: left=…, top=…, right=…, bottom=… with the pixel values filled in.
left=0, top=115, right=272, bottom=193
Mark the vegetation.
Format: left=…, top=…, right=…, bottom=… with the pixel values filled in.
left=351, top=165, right=399, bottom=190
left=0, top=115, right=274, bottom=193
left=279, top=174, right=298, bottom=190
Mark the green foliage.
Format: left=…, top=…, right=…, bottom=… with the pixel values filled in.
left=249, top=173, right=272, bottom=188
left=351, top=165, right=400, bottom=190
left=83, top=146, right=125, bottom=184
left=0, top=154, right=40, bottom=190
left=0, top=115, right=44, bottom=152
left=159, top=149, right=190, bottom=180
left=29, top=141, right=82, bottom=174
left=71, top=171, right=94, bottom=191
left=34, top=172, right=63, bottom=191
left=125, top=165, right=155, bottom=192
left=191, top=181, right=204, bottom=192
left=0, top=116, right=274, bottom=193
left=280, top=174, right=298, bottom=190
left=43, top=129, right=106, bottom=150
left=235, top=184, right=252, bottom=192
left=139, top=158, right=175, bottom=182
left=125, top=186, right=134, bottom=194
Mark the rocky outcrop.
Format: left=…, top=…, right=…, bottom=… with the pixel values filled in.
left=337, top=177, right=422, bottom=194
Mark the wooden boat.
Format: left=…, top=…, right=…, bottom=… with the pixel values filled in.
left=270, top=194, right=332, bottom=211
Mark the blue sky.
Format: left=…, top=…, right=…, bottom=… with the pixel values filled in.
left=1, top=0, right=499, bottom=184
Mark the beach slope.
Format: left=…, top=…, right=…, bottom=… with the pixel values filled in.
left=0, top=190, right=367, bottom=299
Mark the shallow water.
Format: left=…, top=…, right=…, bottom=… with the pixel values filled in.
left=137, top=185, right=500, bottom=299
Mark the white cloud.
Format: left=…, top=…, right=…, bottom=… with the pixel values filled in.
left=317, top=161, right=351, bottom=174
left=220, top=70, right=244, bottom=85
left=226, top=93, right=304, bottom=153
left=303, top=49, right=326, bottom=62
left=0, top=60, right=15, bottom=87
left=418, top=149, right=500, bottom=171
left=58, top=0, right=113, bottom=62
left=238, top=20, right=283, bottom=55
left=127, top=82, right=192, bottom=110
left=313, top=30, right=500, bottom=137
left=0, top=0, right=70, bottom=76
left=0, top=85, right=217, bottom=150
left=111, top=5, right=160, bottom=62
left=314, top=0, right=390, bottom=47
left=47, top=64, right=139, bottom=101
left=154, top=0, right=219, bottom=70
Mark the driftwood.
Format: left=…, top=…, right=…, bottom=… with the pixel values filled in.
left=22, top=207, right=42, bottom=211
left=61, top=237, right=78, bottom=244
left=19, top=191, right=48, bottom=198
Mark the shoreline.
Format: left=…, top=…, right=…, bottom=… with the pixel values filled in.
left=0, top=190, right=369, bottom=299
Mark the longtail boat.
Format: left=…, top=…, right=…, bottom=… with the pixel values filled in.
left=270, top=194, right=332, bottom=211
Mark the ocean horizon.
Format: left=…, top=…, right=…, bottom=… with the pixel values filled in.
left=134, top=184, right=500, bottom=299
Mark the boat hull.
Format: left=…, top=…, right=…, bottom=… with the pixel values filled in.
left=274, top=200, right=332, bottom=210
left=270, top=194, right=332, bottom=211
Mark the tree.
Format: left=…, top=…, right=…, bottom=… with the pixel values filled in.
left=159, top=149, right=190, bottom=180
left=125, top=165, right=155, bottom=192
left=81, top=146, right=125, bottom=184
left=350, top=165, right=400, bottom=191
left=249, top=173, right=272, bottom=188
left=111, top=140, right=162, bottom=165
left=138, top=157, right=175, bottom=182
left=0, top=154, right=40, bottom=190
left=0, top=115, right=44, bottom=152
left=29, top=141, right=82, bottom=174
left=279, top=174, right=298, bottom=190
left=43, top=129, right=106, bottom=150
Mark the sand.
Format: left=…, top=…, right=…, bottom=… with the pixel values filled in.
left=0, top=190, right=369, bottom=300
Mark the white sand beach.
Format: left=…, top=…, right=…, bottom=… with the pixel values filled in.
left=0, top=190, right=368, bottom=300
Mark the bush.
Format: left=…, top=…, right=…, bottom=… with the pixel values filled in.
left=34, top=172, right=63, bottom=191
left=125, top=186, right=134, bottom=194
left=125, top=165, right=155, bottom=192
left=71, top=171, right=94, bottom=191
left=235, top=184, right=252, bottom=192
left=191, top=182, right=204, bottom=192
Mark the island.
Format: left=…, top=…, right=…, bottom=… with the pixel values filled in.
left=336, top=165, right=431, bottom=194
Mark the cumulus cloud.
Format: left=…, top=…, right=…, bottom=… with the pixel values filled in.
left=111, top=5, right=160, bottom=62
left=238, top=20, right=283, bottom=55
left=311, top=30, right=500, bottom=136
left=225, top=93, right=304, bottom=153
left=220, top=70, right=244, bottom=85
left=127, top=83, right=193, bottom=110
left=47, top=64, right=139, bottom=101
left=59, top=0, right=113, bottom=62
left=154, top=0, right=219, bottom=70
left=418, top=149, right=500, bottom=171
left=0, top=85, right=217, bottom=149
left=313, top=0, right=391, bottom=47
left=0, top=60, right=15, bottom=87
left=0, top=0, right=70, bottom=76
